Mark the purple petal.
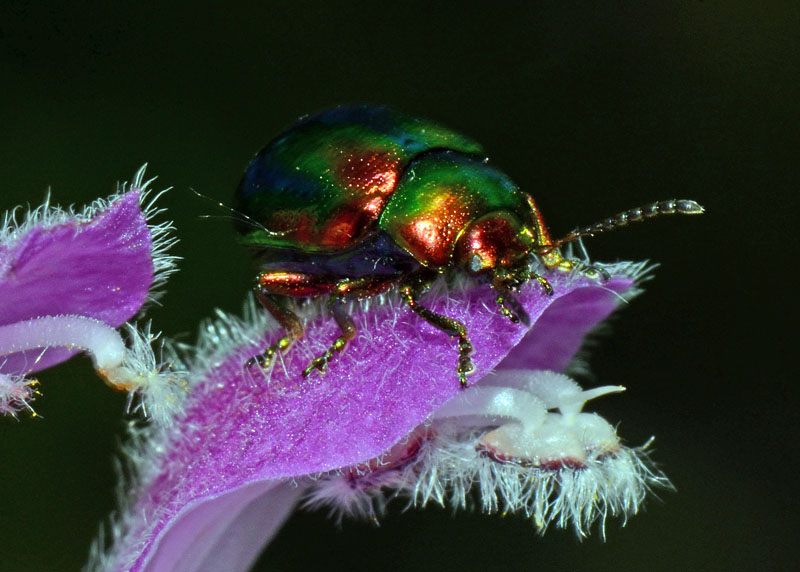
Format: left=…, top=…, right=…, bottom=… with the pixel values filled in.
left=99, top=265, right=640, bottom=572
left=0, top=191, right=153, bottom=374
left=139, top=481, right=303, bottom=572
left=497, top=278, right=634, bottom=372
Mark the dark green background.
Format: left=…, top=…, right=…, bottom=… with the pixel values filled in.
left=1, top=2, right=796, bottom=571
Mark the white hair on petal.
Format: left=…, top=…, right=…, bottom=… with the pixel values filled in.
left=85, top=251, right=651, bottom=567
left=407, top=432, right=669, bottom=537
left=303, top=371, right=671, bottom=537
left=121, top=164, right=181, bottom=307
left=1, top=165, right=179, bottom=309
left=0, top=369, right=40, bottom=417
left=118, top=322, right=189, bottom=427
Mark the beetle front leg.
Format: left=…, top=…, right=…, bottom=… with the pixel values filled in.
left=534, top=244, right=610, bottom=282
left=400, top=272, right=474, bottom=388
left=491, top=276, right=531, bottom=326
left=491, top=264, right=551, bottom=326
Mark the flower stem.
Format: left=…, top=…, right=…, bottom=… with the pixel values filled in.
left=0, top=315, right=128, bottom=388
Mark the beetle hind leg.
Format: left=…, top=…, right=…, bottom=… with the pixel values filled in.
left=247, top=289, right=304, bottom=371
left=400, top=272, right=474, bottom=388
left=303, top=297, right=357, bottom=376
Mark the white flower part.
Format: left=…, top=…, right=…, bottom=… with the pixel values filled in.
left=0, top=370, right=40, bottom=417
left=0, top=316, right=187, bottom=424
left=460, top=370, right=626, bottom=465
left=306, top=369, right=669, bottom=537
left=432, top=385, right=548, bottom=433
left=417, top=370, right=663, bottom=535
left=115, top=323, right=189, bottom=426
left=0, top=315, right=126, bottom=374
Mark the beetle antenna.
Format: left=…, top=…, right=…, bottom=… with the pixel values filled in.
left=189, top=188, right=293, bottom=236
left=553, top=199, right=704, bottom=247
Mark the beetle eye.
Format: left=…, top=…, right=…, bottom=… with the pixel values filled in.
left=469, top=254, right=487, bottom=273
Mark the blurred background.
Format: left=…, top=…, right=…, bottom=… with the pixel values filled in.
left=1, top=2, right=796, bottom=570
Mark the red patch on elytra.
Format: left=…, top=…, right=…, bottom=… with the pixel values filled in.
left=399, top=191, right=474, bottom=267
left=307, top=150, right=404, bottom=248
left=338, top=150, right=401, bottom=198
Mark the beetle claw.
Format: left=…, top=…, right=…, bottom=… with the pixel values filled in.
left=457, top=335, right=475, bottom=389
left=247, top=335, right=292, bottom=371
left=303, top=330, right=352, bottom=377
left=564, top=260, right=610, bottom=282
left=532, top=274, right=554, bottom=296
left=302, top=359, right=327, bottom=377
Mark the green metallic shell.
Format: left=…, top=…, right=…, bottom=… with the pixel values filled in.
left=379, top=151, right=530, bottom=268
left=234, top=105, right=483, bottom=252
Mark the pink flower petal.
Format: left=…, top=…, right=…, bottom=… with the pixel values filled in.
left=99, top=265, right=641, bottom=572
left=0, top=191, right=153, bottom=374
left=140, top=481, right=303, bottom=572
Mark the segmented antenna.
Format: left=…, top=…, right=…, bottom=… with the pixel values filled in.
left=189, top=188, right=293, bottom=236
left=554, top=199, right=704, bottom=247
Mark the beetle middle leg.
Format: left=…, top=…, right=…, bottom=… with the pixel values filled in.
left=302, top=275, right=399, bottom=377
left=399, top=271, right=474, bottom=388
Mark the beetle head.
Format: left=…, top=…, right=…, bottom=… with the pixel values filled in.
left=454, top=211, right=533, bottom=277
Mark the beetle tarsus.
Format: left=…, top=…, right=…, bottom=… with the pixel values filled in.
left=457, top=336, right=475, bottom=388
left=247, top=335, right=292, bottom=370
left=497, top=297, right=520, bottom=323
left=491, top=267, right=533, bottom=325
left=494, top=289, right=530, bottom=326
left=558, top=259, right=611, bottom=282
left=580, top=262, right=611, bottom=281
left=531, top=274, right=553, bottom=296
left=249, top=288, right=304, bottom=372
left=303, top=297, right=356, bottom=377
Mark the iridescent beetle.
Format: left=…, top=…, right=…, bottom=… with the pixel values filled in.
left=234, top=105, right=702, bottom=386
